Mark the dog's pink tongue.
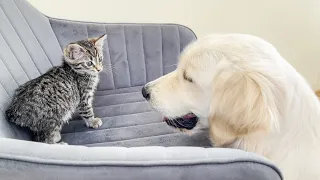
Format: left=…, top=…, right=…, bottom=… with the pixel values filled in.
left=183, top=113, right=196, bottom=119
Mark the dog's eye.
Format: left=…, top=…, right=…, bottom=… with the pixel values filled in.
left=183, top=71, right=193, bottom=83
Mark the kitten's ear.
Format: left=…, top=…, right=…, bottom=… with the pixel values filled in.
left=93, top=34, right=107, bottom=49
left=64, top=43, right=85, bottom=60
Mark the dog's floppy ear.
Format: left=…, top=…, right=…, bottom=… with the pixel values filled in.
left=315, top=90, right=320, bottom=99
left=209, top=71, right=280, bottom=146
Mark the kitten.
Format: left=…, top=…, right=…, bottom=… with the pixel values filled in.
left=5, top=34, right=107, bottom=144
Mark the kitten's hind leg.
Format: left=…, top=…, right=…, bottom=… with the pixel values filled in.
left=35, top=125, right=65, bottom=144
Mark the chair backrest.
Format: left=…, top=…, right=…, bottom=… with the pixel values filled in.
left=0, top=0, right=63, bottom=139
left=0, top=0, right=197, bottom=139
left=49, top=19, right=197, bottom=90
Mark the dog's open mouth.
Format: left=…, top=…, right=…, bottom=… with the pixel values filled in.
left=163, top=113, right=199, bottom=130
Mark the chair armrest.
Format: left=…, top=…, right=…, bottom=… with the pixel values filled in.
left=0, top=138, right=282, bottom=180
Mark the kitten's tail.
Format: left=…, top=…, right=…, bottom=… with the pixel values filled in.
left=4, top=107, right=15, bottom=123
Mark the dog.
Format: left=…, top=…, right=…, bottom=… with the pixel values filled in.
left=142, top=34, right=320, bottom=180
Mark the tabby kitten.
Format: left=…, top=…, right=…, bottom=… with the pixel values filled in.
left=5, top=34, right=107, bottom=144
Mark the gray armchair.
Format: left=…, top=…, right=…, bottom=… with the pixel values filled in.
left=0, top=0, right=282, bottom=179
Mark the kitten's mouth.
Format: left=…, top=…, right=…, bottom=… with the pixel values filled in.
left=163, top=113, right=199, bottom=130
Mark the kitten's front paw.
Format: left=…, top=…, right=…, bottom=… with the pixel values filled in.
left=87, top=118, right=103, bottom=129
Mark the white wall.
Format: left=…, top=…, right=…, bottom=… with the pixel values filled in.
left=27, top=0, right=320, bottom=89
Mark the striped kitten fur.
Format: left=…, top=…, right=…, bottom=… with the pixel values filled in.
left=5, top=34, right=107, bottom=144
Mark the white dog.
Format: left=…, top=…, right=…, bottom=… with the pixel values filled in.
left=142, top=34, right=320, bottom=180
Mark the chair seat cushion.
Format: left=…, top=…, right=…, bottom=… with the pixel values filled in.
left=61, top=86, right=211, bottom=147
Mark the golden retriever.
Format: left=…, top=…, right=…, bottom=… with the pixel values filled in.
left=142, top=34, right=320, bottom=180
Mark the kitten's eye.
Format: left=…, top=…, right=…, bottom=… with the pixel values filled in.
left=86, top=61, right=93, bottom=66
left=99, top=58, right=103, bottom=62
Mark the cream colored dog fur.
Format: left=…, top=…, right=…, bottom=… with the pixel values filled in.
left=143, top=34, right=320, bottom=180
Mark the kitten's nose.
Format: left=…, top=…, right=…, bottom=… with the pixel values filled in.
left=142, top=86, right=150, bottom=100
left=96, top=67, right=102, bottom=72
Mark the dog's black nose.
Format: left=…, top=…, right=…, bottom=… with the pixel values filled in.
left=142, top=86, right=150, bottom=100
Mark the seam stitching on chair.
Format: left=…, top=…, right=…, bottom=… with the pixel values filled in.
left=141, top=25, right=147, bottom=83
left=94, top=100, right=148, bottom=109
left=62, top=127, right=175, bottom=141
left=85, top=24, right=89, bottom=39
left=62, top=121, right=165, bottom=135
left=95, top=88, right=141, bottom=94
left=160, top=26, right=164, bottom=75
left=0, top=11, right=34, bottom=81
left=48, top=20, right=64, bottom=51
left=94, top=99, right=146, bottom=108
left=0, top=85, right=17, bottom=138
left=0, top=81, right=12, bottom=99
left=68, top=110, right=155, bottom=123
left=72, top=110, right=154, bottom=120
left=12, top=0, right=54, bottom=67
left=95, top=86, right=142, bottom=95
left=0, top=6, right=41, bottom=77
left=82, top=132, right=180, bottom=146
left=123, top=26, right=131, bottom=87
left=0, top=33, right=31, bottom=81
left=91, top=110, right=153, bottom=121
left=0, top=46, right=21, bottom=87
left=104, top=26, right=116, bottom=89
left=79, top=132, right=179, bottom=146
left=177, top=26, right=181, bottom=53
